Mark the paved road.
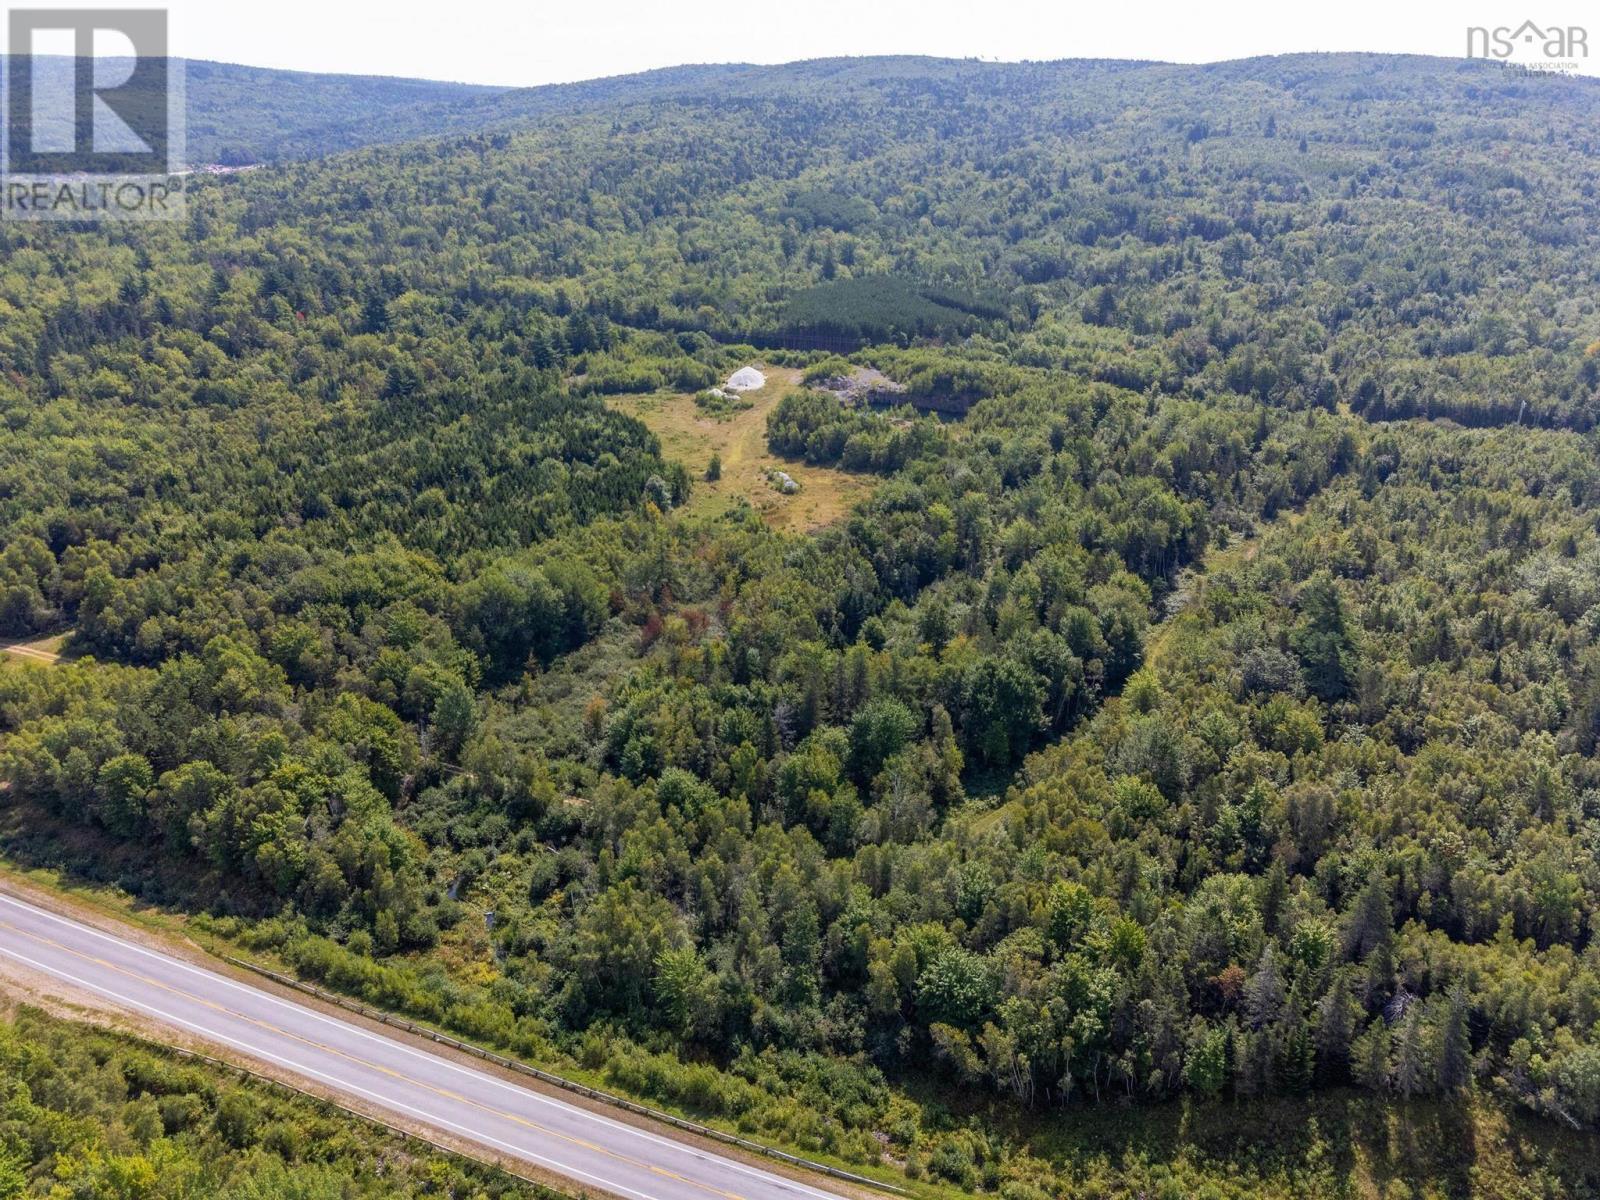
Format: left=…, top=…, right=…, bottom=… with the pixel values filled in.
left=0, top=892, right=852, bottom=1200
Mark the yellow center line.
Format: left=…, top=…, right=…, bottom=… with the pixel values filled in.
left=0, top=918, right=747, bottom=1200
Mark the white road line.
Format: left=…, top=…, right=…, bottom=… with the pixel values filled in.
left=0, top=893, right=842, bottom=1200
left=0, top=940, right=661, bottom=1200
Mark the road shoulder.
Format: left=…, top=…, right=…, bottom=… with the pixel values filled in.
left=0, top=870, right=889, bottom=1200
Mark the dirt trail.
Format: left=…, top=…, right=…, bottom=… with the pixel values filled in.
left=0, top=634, right=67, bottom=665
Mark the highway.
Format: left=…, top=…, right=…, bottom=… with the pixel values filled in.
left=0, top=891, right=852, bottom=1200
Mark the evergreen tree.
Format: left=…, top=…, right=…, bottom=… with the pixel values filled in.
left=1352, top=1019, right=1390, bottom=1092
left=1345, top=873, right=1393, bottom=960
left=1436, top=987, right=1473, bottom=1093
left=1313, top=979, right=1357, bottom=1083
left=1394, top=1010, right=1429, bottom=1099
left=1290, top=572, right=1357, bottom=701
left=1245, top=946, right=1285, bottom=1029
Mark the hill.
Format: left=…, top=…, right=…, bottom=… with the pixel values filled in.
left=3, top=54, right=503, bottom=164
left=4, top=51, right=1600, bottom=1198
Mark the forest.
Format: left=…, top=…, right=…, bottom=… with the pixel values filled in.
left=0, top=1005, right=544, bottom=1198
left=4, top=50, right=1600, bottom=1198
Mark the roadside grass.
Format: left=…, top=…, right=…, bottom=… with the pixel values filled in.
left=0, top=858, right=218, bottom=948
left=608, top=365, right=877, bottom=533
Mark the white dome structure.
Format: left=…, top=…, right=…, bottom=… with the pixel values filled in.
left=725, top=366, right=767, bottom=391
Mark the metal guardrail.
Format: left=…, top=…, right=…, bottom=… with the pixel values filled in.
left=220, top=955, right=906, bottom=1197
left=161, top=1044, right=561, bottom=1197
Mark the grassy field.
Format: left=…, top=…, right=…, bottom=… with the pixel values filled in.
left=608, top=366, right=877, bottom=533
left=0, top=631, right=71, bottom=666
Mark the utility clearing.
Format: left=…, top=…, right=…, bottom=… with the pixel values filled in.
left=608, top=365, right=875, bottom=532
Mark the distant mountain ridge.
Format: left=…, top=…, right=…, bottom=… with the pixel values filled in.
left=13, top=51, right=1599, bottom=167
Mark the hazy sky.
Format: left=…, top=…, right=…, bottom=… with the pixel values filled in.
left=5, top=0, right=1599, bottom=84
